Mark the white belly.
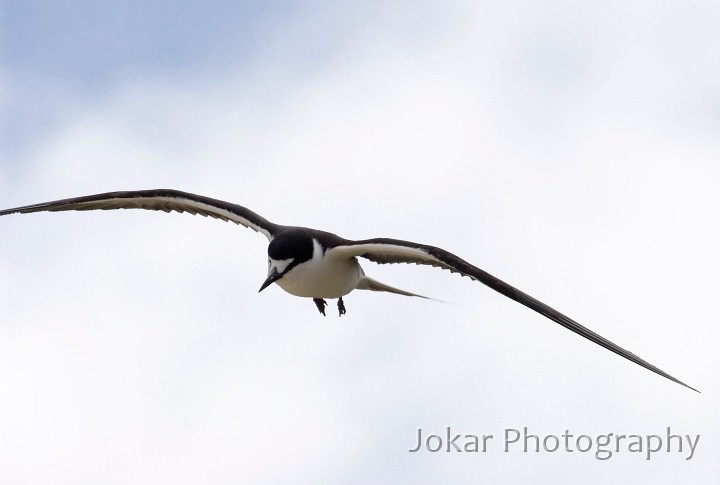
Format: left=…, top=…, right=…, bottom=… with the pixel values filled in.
left=276, top=248, right=362, bottom=299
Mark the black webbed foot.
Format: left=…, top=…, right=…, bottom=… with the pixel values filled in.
left=337, top=297, right=346, bottom=316
left=313, top=298, right=327, bottom=316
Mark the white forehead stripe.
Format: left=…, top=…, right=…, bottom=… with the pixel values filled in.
left=270, top=258, right=294, bottom=274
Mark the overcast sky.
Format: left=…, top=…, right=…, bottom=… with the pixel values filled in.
left=1, top=1, right=719, bottom=483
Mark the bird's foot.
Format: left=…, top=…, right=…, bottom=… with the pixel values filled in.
left=313, top=298, right=327, bottom=316
left=337, top=297, right=346, bottom=317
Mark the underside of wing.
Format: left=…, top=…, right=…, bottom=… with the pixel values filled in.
left=0, top=189, right=281, bottom=240
left=331, top=238, right=698, bottom=392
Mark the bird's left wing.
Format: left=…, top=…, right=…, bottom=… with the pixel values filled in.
left=329, top=238, right=698, bottom=392
left=0, top=189, right=281, bottom=240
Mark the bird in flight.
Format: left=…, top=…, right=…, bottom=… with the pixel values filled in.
left=0, top=189, right=697, bottom=392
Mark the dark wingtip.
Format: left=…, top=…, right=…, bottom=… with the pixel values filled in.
left=678, top=381, right=701, bottom=394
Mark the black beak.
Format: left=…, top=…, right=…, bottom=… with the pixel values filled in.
left=258, top=267, right=282, bottom=293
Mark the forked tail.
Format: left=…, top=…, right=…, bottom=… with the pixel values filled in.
left=356, top=276, right=446, bottom=303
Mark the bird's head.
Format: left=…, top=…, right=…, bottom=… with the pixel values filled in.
left=258, top=231, right=315, bottom=292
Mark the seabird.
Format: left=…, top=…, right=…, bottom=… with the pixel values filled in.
left=0, top=189, right=697, bottom=392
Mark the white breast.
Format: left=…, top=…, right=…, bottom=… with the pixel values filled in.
left=275, top=239, right=362, bottom=298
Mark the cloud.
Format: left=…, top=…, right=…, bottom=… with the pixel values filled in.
left=1, top=1, right=719, bottom=483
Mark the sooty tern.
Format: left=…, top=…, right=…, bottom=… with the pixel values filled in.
left=0, top=189, right=697, bottom=392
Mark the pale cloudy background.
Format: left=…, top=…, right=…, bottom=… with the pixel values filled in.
left=1, top=0, right=718, bottom=483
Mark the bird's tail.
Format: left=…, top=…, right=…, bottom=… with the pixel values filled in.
left=356, top=275, right=443, bottom=302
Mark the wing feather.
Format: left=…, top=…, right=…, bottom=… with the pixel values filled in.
left=331, top=238, right=698, bottom=392
left=0, top=189, right=280, bottom=240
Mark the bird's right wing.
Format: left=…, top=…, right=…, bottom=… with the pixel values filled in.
left=0, top=189, right=281, bottom=240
